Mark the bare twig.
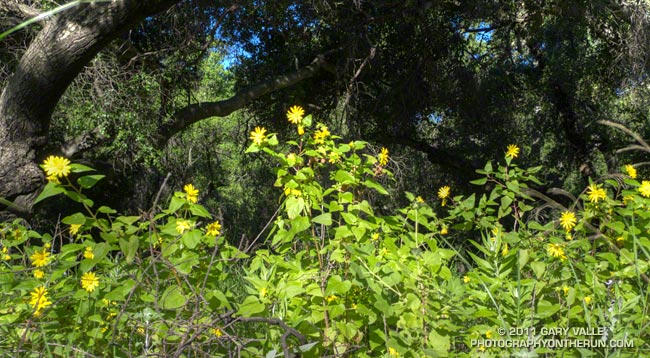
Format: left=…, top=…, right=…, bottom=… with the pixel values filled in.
left=150, top=172, right=172, bottom=214
left=245, top=204, right=282, bottom=253
left=234, top=316, right=308, bottom=358
left=598, top=120, right=650, bottom=151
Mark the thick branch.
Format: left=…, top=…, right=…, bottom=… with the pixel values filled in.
left=153, top=55, right=329, bottom=146
left=463, top=26, right=498, bottom=33
left=0, top=2, right=43, bottom=28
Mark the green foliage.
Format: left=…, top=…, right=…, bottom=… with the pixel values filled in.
left=1, top=115, right=649, bottom=357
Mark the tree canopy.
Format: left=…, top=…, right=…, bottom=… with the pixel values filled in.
left=1, top=0, right=650, bottom=220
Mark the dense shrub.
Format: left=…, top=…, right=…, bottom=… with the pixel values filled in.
left=1, top=107, right=648, bottom=357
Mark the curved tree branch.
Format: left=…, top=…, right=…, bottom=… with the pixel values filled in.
left=153, top=55, right=329, bottom=147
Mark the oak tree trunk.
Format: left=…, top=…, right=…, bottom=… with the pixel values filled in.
left=0, top=0, right=179, bottom=212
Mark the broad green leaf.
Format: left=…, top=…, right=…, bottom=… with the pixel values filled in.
left=334, top=170, right=356, bottom=184
left=77, top=174, right=105, bottom=189
left=62, top=212, right=86, bottom=225
left=182, top=229, right=202, bottom=249
left=462, top=194, right=476, bottom=209
left=119, top=236, right=139, bottom=264
left=100, top=231, right=118, bottom=243
left=351, top=226, right=366, bottom=241
left=531, top=261, right=546, bottom=279
left=167, top=196, right=185, bottom=214
left=312, top=213, right=332, bottom=225
left=116, top=216, right=140, bottom=225
left=286, top=196, right=305, bottom=219
left=33, top=182, right=65, bottom=204
left=161, top=286, right=187, bottom=310
left=470, top=177, right=488, bottom=185
left=326, top=275, right=352, bottom=295
left=267, top=134, right=279, bottom=146
left=537, top=299, right=560, bottom=318
left=277, top=281, right=305, bottom=299
left=288, top=216, right=310, bottom=234
left=428, top=329, right=451, bottom=357
left=483, top=161, right=493, bottom=173
left=212, top=290, right=233, bottom=310
left=237, top=296, right=265, bottom=317
left=70, top=163, right=95, bottom=173
left=245, top=143, right=260, bottom=153
left=97, top=206, right=117, bottom=214
left=302, top=114, right=313, bottom=127
left=335, top=226, right=353, bottom=240
left=189, top=204, right=211, bottom=218
left=363, top=179, right=388, bottom=195
left=171, top=251, right=199, bottom=275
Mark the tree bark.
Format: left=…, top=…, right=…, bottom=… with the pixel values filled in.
left=0, top=0, right=180, bottom=211
left=0, top=2, right=43, bottom=29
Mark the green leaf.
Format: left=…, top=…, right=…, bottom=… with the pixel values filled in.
left=326, top=275, right=352, bottom=295
left=462, top=194, right=476, bottom=209
left=245, top=143, right=260, bottom=153
left=190, top=204, right=211, bottom=218
left=64, top=190, right=92, bottom=206
left=439, top=266, right=452, bottom=281
left=104, top=279, right=136, bottom=301
left=468, top=252, right=492, bottom=271
left=97, top=206, right=117, bottom=214
left=167, top=196, right=185, bottom=214
left=119, top=236, right=139, bottom=264
left=69, top=163, right=95, bottom=173
left=312, top=213, right=332, bottom=226
left=277, top=281, right=305, bottom=299
left=212, top=290, right=233, bottom=310
left=0, top=313, right=19, bottom=324
left=428, top=329, right=451, bottom=357
left=237, top=296, right=265, bottom=317
left=537, top=299, right=560, bottom=318
left=302, top=114, right=313, bottom=127
left=182, top=229, right=202, bottom=249
left=62, top=213, right=86, bottom=225
left=328, top=201, right=344, bottom=212
left=334, top=226, right=353, bottom=240
left=470, top=177, right=488, bottom=185
left=116, top=216, right=140, bottom=225
left=290, top=216, right=311, bottom=233
left=506, top=181, right=520, bottom=193
left=267, top=134, right=279, bottom=146
left=518, top=249, right=529, bottom=268
left=483, top=161, right=493, bottom=173
left=531, top=261, right=546, bottom=279
left=77, top=174, right=105, bottom=189
left=100, top=231, right=118, bottom=243
left=93, top=243, right=109, bottom=260
left=286, top=196, right=305, bottom=219
left=363, top=179, right=388, bottom=195
left=161, top=286, right=187, bottom=310
left=33, top=182, right=65, bottom=205
left=171, top=251, right=199, bottom=275
left=334, top=170, right=356, bottom=184
left=500, top=195, right=513, bottom=210
left=297, top=342, right=319, bottom=353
